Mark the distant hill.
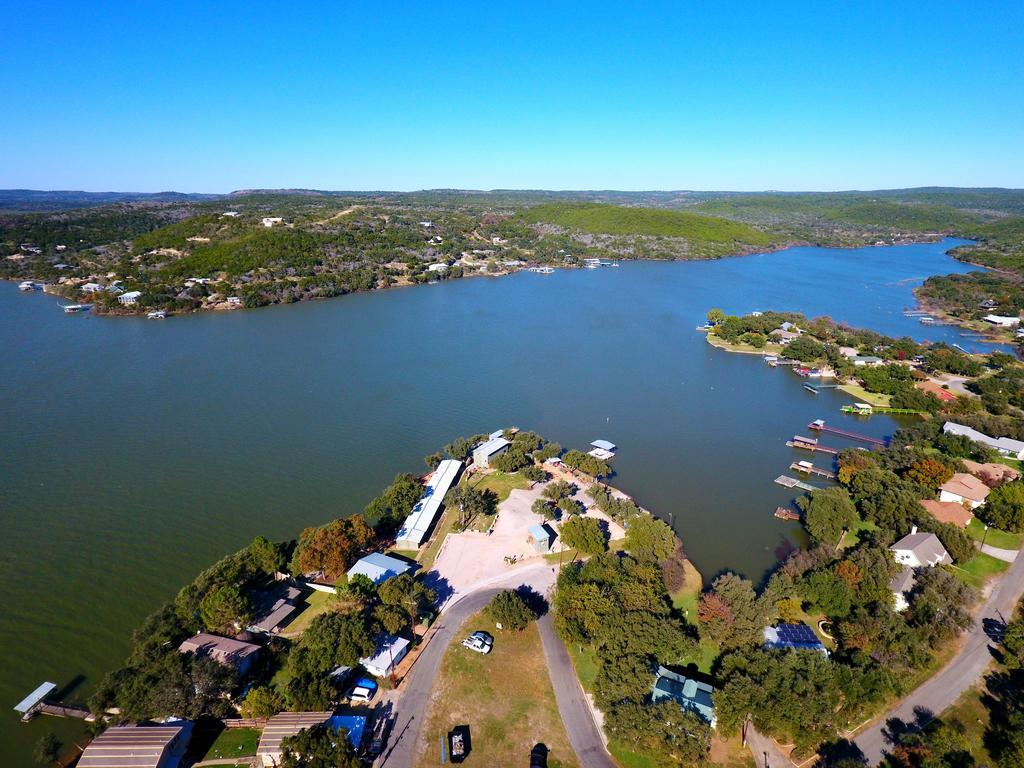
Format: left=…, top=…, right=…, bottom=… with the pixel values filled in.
left=519, top=202, right=775, bottom=244
left=0, top=189, right=222, bottom=212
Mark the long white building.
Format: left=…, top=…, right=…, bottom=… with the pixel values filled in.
left=394, top=459, right=462, bottom=549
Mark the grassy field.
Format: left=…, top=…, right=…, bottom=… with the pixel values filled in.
left=520, top=203, right=775, bottom=245
left=836, top=383, right=892, bottom=407
left=468, top=470, right=531, bottom=502
left=953, top=553, right=1010, bottom=590
left=840, top=518, right=880, bottom=550
left=930, top=685, right=993, bottom=762
left=966, top=518, right=1022, bottom=550
left=415, top=610, right=579, bottom=768
left=417, top=507, right=459, bottom=571
left=282, top=589, right=335, bottom=636
left=201, top=728, right=261, bottom=760
left=705, top=333, right=785, bottom=356
left=669, top=559, right=703, bottom=619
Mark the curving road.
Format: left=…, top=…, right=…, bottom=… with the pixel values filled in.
left=381, top=562, right=615, bottom=767
left=853, top=550, right=1024, bottom=765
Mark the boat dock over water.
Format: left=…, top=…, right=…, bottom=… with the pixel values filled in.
left=787, top=435, right=839, bottom=454
left=790, top=461, right=836, bottom=480
left=840, top=403, right=927, bottom=417
left=808, top=419, right=887, bottom=446
left=774, top=475, right=816, bottom=491
left=14, top=682, right=94, bottom=723
left=774, top=506, right=801, bottom=521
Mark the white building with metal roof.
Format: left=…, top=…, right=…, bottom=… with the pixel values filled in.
left=472, top=437, right=509, bottom=468
left=394, top=459, right=462, bottom=549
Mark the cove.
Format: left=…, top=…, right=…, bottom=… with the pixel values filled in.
left=0, top=237, right=991, bottom=759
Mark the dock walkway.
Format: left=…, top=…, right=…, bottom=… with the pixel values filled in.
left=808, top=420, right=886, bottom=446
left=790, top=462, right=836, bottom=480
left=774, top=475, right=815, bottom=492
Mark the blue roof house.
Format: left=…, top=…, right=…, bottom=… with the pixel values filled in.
left=346, top=552, right=416, bottom=585
left=651, top=666, right=716, bottom=727
left=528, top=523, right=556, bottom=553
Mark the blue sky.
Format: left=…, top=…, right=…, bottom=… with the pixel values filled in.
left=3, top=1, right=1022, bottom=192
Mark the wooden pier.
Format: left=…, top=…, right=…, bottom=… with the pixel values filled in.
left=790, top=461, right=837, bottom=480
left=774, top=506, right=801, bottom=521
left=786, top=439, right=839, bottom=455
left=774, top=475, right=816, bottom=491
left=840, top=405, right=927, bottom=417
left=807, top=420, right=887, bottom=446
left=34, top=703, right=95, bottom=722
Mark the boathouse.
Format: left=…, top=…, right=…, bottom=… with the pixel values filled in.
left=78, top=723, right=193, bottom=768
left=394, top=459, right=462, bottom=549
left=472, top=436, right=510, bottom=468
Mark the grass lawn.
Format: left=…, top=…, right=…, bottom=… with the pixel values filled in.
left=282, top=589, right=335, bottom=636
left=201, top=728, right=261, bottom=760
left=709, top=735, right=758, bottom=768
left=468, top=470, right=531, bottom=502
left=669, top=560, right=703, bottom=620
left=932, top=685, right=992, bottom=762
left=565, top=642, right=599, bottom=692
left=952, top=553, right=1010, bottom=590
left=417, top=508, right=456, bottom=571
left=836, top=383, right=892, bottom=407
left=414, top=610, right=579, bottom=768
left=705, top=334, right=784, bottom=356
left=966, top=518, right=1022, bottom=551
left=840, top=518, right=879, bottom=550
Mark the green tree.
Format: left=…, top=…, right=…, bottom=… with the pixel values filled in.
left=799, top=488, right=859, bottom=546
left=625, top=514, right=677, bottom=561
left=532, top=498, right=555, bottom=520
left=698, top=573, right=768, bottom=649
left=981, top=481, right=1024, bottom=533
left=543, top=479, right=576, bottom=502
left=378, top=573, right=436, bottom=626
left=560, top=516, right=608, bottom=555
left=485, top=589, right=539, bottom=631
left=249, top=535, right=287, bottom=574
left=444, top=484, right=498, bottom=530
left=607, top=700, right=712, bottom=764
left=707, top=307, right=725, bottom=325
left=33, top=732, right=62, bottom=766
left=239, top=685, right=285, bottom=718
left=199, top=583, right=252, bottom=633
left=280, top=723, right=362, bottom=768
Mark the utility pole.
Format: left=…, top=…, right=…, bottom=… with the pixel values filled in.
left=981, top=523, right=990, bottom=550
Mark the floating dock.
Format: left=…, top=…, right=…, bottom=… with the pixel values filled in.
left=774, top=475, right=816, bottom=491
left=774, top=506, right=801, bottom=521
left=807, top=420, right=887, bottom=446
left=840, top=405, right=927, bottom=417
left=790, top=461, right=837, bottom=480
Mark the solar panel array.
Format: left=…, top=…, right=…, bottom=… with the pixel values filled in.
left=772, top=623, right=823, bottom=648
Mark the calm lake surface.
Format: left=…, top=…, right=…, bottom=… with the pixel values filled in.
left=0, top=238, right=993, bottom=759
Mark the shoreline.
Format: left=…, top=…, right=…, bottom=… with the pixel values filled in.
left=7, top=233, right=962, bottom=319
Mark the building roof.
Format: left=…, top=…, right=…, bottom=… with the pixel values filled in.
left=914, top=380, right=957, bottom=402
left=394, top=459, right=462, bottom=548
left=178, top=633, right=261, bottom=668
left=360, top=634, right=411, bottom=675
left=852, top=355, right=883, bottom=363
left=919, top=499, right=974, bottom=528
left=590, top=439, right=617, bottom=451
left=651, top=666, right=715, bottom=724
left=763, top=623, right=827, bottom=654
left=528, top=523, right=554, bottom=542
left=889, top=567, right=916, bottom=595
left=962, top=459, right=1021, bottom=485
left=248, top=588, right=300, bottom=633
left=346, top=552, right=416, bottom=585
left=257, top=712, right=333, bottom=759
left=13, top=681, right=56, bottom=714
left=78, top=724, right=188, bottom=768
left=940, top=473, right=991, bottom=503
left=984, top=314, right=1021, bottom=325
left=891, top=531, right=950, bottom=565
left=474, top=436, right=510, bottom=457
left=327, top=714, right=368, bottom=749
left=945, top=422, right=1024, bottom=456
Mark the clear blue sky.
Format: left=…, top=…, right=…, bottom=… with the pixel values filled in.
left=3, top=1, right=1023, bottom=192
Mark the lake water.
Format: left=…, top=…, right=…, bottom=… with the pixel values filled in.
left=0, top=238, right=993, bottom=760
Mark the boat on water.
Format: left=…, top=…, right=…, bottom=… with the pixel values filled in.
left=62, top=303, right=92, bottom=313
left=696, top=323, right=714, bottom=331
left=147, top=310, right=167, bottom=319
left=529, top=266, right=555, bottom=274
left=774, top=506, right=801, bottom=521
left=19, top=280, right=43, bottom=291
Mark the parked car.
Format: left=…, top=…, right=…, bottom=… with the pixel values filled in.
left=462, top=631, right=493, bottom=654
left=348, top=677, right=378, bottom=702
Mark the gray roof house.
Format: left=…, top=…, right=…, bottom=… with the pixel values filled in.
left=891, top=527, right=950, bottom=568
left=472, top=437, right=510, bottom=468
left=651, top=665, right=716, bottom=727
left=889, top=568, right=916, bottom=612
left=943, top=421, right=1024, bottom=460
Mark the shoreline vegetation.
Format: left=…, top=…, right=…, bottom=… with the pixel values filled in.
left=3, top=189, right=1021, bottom=339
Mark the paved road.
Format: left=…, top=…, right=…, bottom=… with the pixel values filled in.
left=380, top=563, right=558, bottom=768
left=854, top=549, right=1024, bottom=764
left=537, top=613, right=617, bottom=768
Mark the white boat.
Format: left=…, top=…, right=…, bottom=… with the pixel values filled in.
left=610, top=262, right=620, bottom=267
left=19, top=280, right=43, bottom=291
left=62, top=303, right=92, bottom=313
left=147, top=310, right=167, bottom=319
left=529, top=266, right=555, bottom=274
left=584, top=263, right=600, bottom=269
